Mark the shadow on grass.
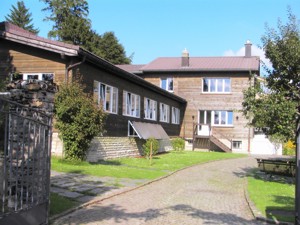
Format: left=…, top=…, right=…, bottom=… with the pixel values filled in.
left=91, top=160, right=122, bottom=166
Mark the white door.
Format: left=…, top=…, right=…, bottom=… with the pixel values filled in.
left=197, top=110, right=211, bottom=136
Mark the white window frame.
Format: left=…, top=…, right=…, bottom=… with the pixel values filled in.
left=212, top=110, right=233, bottom=126
left=123, top=91, right=140, bottom=118
left=15, top=73, right=54, bottom=81
left=94, top=81, right=118, bottom=114
left=171, top=107, right=180, bottom=124
left=144, top=97, right=157, bottom=121
left=202, top=78, right=231, bottom=93
left=161, top=77, right=173, bottom=92
left=232, top=140, right=242, bottom=149
left=160, top=103, right=170, bottom=123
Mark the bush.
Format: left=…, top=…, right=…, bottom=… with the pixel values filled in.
left=283, top=140, right=296, bottom=156
left=54, top=80, right=106, bottom=160
left=142, top=138, right=159, bottom=159
left=171, top=138, right=185, bottom=151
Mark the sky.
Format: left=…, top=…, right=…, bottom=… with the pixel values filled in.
left=1, top=0, right=300, bottom=74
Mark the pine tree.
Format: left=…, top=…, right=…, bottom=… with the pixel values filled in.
left=5, top=1, right=39, bottom=34
left=42, top=0, right=132, bottom=64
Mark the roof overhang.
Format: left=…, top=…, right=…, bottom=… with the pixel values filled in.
left=129, top=121, right=169, bottom=140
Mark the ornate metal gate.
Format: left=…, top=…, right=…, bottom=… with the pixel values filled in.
left=0, top=97, right=52, bottom=225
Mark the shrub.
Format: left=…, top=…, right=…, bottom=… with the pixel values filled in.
left=54, top=80, right=106, bottom=160
left=283, top=140, right=296, bottom=156
left=142, top=138, right=159, bottom=159
left=171, top=138, right=185, bottom=151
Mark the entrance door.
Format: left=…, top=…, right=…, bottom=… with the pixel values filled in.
left=198, top=110, right=211, bottom=136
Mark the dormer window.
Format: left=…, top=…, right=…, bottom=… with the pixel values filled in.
left=161, top=78, right=173, bottom=92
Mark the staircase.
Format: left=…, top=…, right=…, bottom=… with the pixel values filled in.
left=192, top=123, right=232, bottom=153
left=209, top=135, right=232, bottom=153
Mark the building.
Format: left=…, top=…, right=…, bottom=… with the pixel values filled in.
left=0, top=22, right=187, bottom=160
left=117, top=42, right=269, bottom=154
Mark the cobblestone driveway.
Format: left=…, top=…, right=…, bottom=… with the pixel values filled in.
left=53, top=157, right=266, bottom=225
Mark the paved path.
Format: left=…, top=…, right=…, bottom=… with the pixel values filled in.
left=53, top=157, right=265, bottom=225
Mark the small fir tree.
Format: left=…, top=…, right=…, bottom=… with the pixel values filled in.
left=5, top=1, right=39, bottom=34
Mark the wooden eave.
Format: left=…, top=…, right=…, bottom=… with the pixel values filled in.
left=78, top=48, right=187, bottom=104
left=0, top=31, right=78, bottom=56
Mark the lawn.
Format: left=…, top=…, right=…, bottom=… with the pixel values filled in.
left=50, top=151, right=245, bottom=217
left=247, top=169, right=295, bottom=223
left=49, top=193, right=80, bottom=216
left=51, top=151, right=246, bottom=179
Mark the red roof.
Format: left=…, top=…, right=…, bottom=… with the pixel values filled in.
left=140, top=56, right=260, bottom=72
left=116, top=64, right=145, bottom=73
left=0, top=22, right=79, bottom=55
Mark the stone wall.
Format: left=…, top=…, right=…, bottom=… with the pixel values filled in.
left=51, top=134, right=174, bottom=162
left=86, top=137, right=140, bottom=162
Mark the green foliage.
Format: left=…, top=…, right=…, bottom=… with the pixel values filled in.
left=262, top=8, right=300, bottom=104
left=243, top=83, right=297, bottom=141
left=283, top=140, right=296, bottom=156
left=242, top=9, right=300, bottom=141
left=42, top=0, right=132, bottom=64
left=142, top=138, right=159, bottom=159
left=171, top=138, right=185, bottom=151
left=5, top=1, right=39, bottom=34
left=42, top=0, right=91, bottom=44
left=54, top=80, right=106, bottom=160
left=97, top=32, right=132, bottom=64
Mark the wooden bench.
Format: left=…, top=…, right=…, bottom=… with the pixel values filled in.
left=256, top=158, right=296, bottom=177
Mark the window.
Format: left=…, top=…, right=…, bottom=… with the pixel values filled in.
left=232, top=141, right=242, bottom=149
left=144, top=98, right=157, bottom=120
left=94, top=81, right=118, bottom=114
left=172, top=107, right=180, bottom=124
left=203, top=78, right=230, bottom=93
left=160, top=103, right=170, bottom=123
left=161, top=78, right=173, bottom=92
left=13, top=73, right=54, bottom=81
left=199, top=110, right=212, bottom=124
left=123, top=91, right=140, bottom=118
left=213, top=111, right=233, bottom=126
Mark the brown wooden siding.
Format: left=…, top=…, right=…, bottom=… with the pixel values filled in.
left=1, top=39, right=185, bottom=138
left=0, top=39, right=66, bottom=84
left=141, top=71, right=255, bottom=141
left=75, top=63, right=185, bottom=137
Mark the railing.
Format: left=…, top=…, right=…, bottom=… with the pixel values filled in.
left=192, top=123, right=232, bottom=151
left=210, top=129, right=232, bottom=150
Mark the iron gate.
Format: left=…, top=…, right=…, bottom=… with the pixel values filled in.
left=0, top=97, right=52, bottom=225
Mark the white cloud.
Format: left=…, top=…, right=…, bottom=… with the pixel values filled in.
left=223, top=44, right=272, bottom=74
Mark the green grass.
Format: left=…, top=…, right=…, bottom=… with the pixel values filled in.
left=247, top=170, right=295, bottom=223
left=51, top=151, right=245, bottom=179
left=49, top=193, right=80, bottom=216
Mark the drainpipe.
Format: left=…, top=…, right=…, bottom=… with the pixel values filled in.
left=65, top=56, right=86, bottom=83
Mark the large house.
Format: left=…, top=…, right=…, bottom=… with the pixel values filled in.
left=0, top=22, right=187, bottom=160
left=0, top=22, right=279, bottom=157
left=118, top=43, right=279, bottom=154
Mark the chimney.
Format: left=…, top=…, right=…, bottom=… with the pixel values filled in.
left=181, top=48, right=189, bottom=67
left=245, top=40, right=252, bottom=57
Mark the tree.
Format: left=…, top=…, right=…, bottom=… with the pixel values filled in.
left=5, top=1, right=39, bottom=34
left=98, top=32, right=132, bottom=64
left=242, top=9, right=300, bottom=141
left=262, top=9, right=300, bottom=105
left=54, top=80, right=106, bottom=160
left=42, top=0, right=132, bottom=64
left=242, top=82, right=298, bottom=141
left=42, top=0, right=91, bottom=45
